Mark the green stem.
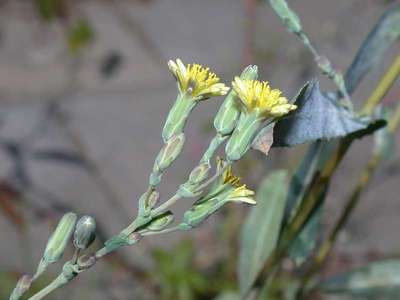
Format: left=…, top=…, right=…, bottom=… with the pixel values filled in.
left=28, top=274, right=68, bottom=300
left=361, top=54, right=400, bottom=116
left=141, top=226, right=181, bottom=236
left=151, top=194, right=181, bottom=216
left=200, top=133, right=227, bottom=164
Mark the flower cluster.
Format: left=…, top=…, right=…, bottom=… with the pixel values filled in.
left=232, top=77, right=297, bottom=119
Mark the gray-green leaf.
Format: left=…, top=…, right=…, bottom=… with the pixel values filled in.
left=273, top=81, right=378, bottom=147
left=345, top=5, right=400, bottom=94
left=238, top=170, right=289, bottom=295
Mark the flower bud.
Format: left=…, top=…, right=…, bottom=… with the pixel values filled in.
left=180, top=198, right=226, bottom=230
left=162, top=94, right=196, bottom=142
left=178, top=163, right=211, bottom=197
left=225, top=112, right=262, bottom=161
left=146, top=211, right=174, bottom=232
left=10, top=275, right=31, bottom=300
left=36, top=212, right=77, bottom=277
left=269, top=0, right=302, bottom=34
left=155, top=133, right=185, bottom=172
left=74, top=215, right=96, bottom=250
left=138, top=189, right=160, bottom=217
left=214, top=65, right=258, bottom=136
left=189, top=163, right=211, bottom=185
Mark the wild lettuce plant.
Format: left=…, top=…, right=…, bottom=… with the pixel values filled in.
left=9, top=58, right=302, bottom=300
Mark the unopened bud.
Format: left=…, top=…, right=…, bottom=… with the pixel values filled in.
left=178, top=163, right=211, bottom=197
left=138, top=189, right=160, bottom=216
left=180, top=198, right=225, bottom=230
left=36, top=212, right=77, bottom=277
left=74, top=215, right=96, bottom=250
left=269, top=0, right=302, bottom=34
left=155, top=133, right=185, bottom=171
left=189, top=163, right=210, bottom=184
left=146, top=211, right=174, bottom=232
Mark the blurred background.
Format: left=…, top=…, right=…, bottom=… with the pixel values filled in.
left=0, top=0, right=399, bottom=299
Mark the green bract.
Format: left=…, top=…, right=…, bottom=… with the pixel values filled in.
left=162, top=94, right=196, bottom=142
left=214, top=65, right=259, bottom=136
left=225, top=112, right=262, bottom=161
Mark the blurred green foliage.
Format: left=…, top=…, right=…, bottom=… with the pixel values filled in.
left=67, top=20, right=95, bottom=54
left=35, top=0, right=64, bottom=21
left=151, top=239, right=209, bottom=300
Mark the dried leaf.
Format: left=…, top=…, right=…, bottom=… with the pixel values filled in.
left=251, top=123, right=274, bottom=156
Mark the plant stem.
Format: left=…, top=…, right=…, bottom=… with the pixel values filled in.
left=361, top=54, right=400, bottom=116
left=141, top=226, right=181, bottom=236
left=28, top=274, right=68, bottom=300
left=388, top=100, right=400, bottom=133
left=200, top=133, right=227, bottom=164
left=151, top=194, right=181, bottom=216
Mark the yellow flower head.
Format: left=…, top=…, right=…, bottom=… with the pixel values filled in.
left=168, top=59, right=229, bottom=99
left=232, top=77, right=297, bottom=118
left=221, top=165, right=256, bottom=204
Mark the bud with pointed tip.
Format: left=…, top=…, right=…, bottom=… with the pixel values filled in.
left=35, top=212, right=77, bottom=278
left=74, top=215, right=96, bottom=250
